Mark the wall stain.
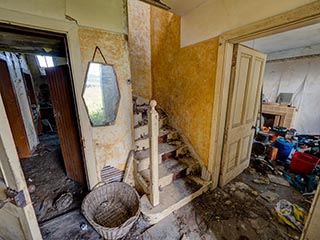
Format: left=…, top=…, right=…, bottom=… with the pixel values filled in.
left=150, top=7, right=219, bottom=165
left=78, top=27, right=133, bottom=181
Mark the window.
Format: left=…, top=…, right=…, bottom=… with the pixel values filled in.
left=36, top=55, right=54, bottom=68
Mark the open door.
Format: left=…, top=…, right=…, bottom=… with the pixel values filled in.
left=0, top=94, right=42, bottom=239
left=0, top=60, right=34, bottom=158
left=46, top=65, right=86, bottom=185
left=219, top=45, right=267, bottom=186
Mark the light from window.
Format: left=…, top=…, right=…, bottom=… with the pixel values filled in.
left=36, top=55, right=54, bottom=68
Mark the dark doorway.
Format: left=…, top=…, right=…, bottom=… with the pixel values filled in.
left=0, top=25, right=86, bottom=223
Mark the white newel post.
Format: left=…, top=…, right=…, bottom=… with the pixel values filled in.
left=149, top=100, right=159, bottom=206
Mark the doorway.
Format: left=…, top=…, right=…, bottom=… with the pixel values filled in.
left=0, top=25, right=86, bottom=223
left=212, top=11, right=320, bottom=239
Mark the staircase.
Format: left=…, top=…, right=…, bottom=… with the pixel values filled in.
left=133, top=96, right=211, bottom=224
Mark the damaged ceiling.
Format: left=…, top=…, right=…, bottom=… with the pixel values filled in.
left=0, top=27, right=66, bottom=57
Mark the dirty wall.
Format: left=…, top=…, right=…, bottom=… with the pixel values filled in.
left=263, top=56, right=320, bottom=134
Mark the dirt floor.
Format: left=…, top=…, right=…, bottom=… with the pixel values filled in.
left=20, top=135, right=85, bottom=223
left=40, top=165, right=311, bottom=240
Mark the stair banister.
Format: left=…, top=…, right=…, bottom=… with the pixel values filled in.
left=148, top=100, right=160, bottom=206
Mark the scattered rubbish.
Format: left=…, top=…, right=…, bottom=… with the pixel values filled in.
left=253, top=176, right=270, bottom=185
left=37, top=198, right=53, bottom=220
left=268, top=174, right=290, bottom=187
left=290, top=152, right=319, bottom=174
left=123, top=150, right=135, bottom=184
left=80, top=223, right=88, bottom=232
left=283, top=173, right=319, bottom=193
left=275, top=199, right=307, bottom=232
left=28, top=184, right=36, bottom=193
left=266, top=145, right=278, bottom=161
left=180, top=234, right=189, bottom=240
left=54, top=192, right=73, bottom=211
left=302, top=190, right=316, bottom=197
left=252, top=141, right=266, bottom=155
left=260, top=191, right=279, bottom=203
left=274, top=138, right=294, bottom=161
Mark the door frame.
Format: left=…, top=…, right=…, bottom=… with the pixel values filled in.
left=207, top=2, right=320, bottom=239
left=0, top=8, right=98, bottom=189
left=208, top=0, right=320, bottom=188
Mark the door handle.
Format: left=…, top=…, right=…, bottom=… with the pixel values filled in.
left=251, top=126, right=256, bottom=130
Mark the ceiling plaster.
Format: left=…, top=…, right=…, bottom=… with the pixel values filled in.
left=242, top=22, right=320, bottom=53
left=162, top=0, right=209, bottom=16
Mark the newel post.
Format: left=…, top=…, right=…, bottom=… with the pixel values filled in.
left=149, top=100, right=159, bottom=206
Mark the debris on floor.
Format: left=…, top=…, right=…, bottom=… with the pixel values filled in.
left=20, top=143, right=85, bottom=223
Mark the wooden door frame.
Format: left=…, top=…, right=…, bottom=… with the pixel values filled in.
left=0, top=9, right=97, bottom=188
left=208, top=0, right=320, bottom=188
left=207, top=2, right=320, bottom=239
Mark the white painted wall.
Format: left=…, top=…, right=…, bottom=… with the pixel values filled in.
left=181, top=0, right=316, bottom=47
left=263, top=57, right=320, bottom=134
left=0, top=0, right=126, bottom=33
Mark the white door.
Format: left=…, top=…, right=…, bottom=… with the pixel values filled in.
left=0, top=94, right=42, bottom=240
left=220, top=44, right=267, bottom=186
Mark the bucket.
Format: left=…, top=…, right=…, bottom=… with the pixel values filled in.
left=290, top=152, right=319, bottom=174
left=274, top=138, right=294, bottom=161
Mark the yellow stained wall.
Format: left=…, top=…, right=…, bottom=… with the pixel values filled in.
left=128, top=0, right=152, bottom=99
left=151, top=7, right=218, bottom=165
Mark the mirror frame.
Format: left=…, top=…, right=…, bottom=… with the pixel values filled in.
left=82, top=61, right=121, bottom=127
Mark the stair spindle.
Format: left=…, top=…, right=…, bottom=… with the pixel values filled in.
left=148, top=100, right=159, bottom=206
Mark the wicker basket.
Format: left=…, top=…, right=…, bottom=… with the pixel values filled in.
left=82, top=182, right=140, bottom=239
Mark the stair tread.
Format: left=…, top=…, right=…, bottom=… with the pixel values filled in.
left=134, top=113, right=167, bottom=129
left=140, top=176, right=210, bottom=216
left=135, top=127, right=175, bottom=141
left=140, top=158, right=187, bottom=181
left=135, top=142, right=183, bottom=160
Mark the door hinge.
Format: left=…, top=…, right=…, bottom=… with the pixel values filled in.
left=0, top=187, right=27, bottom=209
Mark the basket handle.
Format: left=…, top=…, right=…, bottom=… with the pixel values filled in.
left=123, top=216, right=138, bottom=228
left=91, top=181, right=107, bottom=190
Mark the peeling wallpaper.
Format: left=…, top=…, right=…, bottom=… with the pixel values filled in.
left=151, top=7, right=218, bottom=165
left=128, top=0, right=152, bottom=99
left=78, top=27, right=133, bottom=180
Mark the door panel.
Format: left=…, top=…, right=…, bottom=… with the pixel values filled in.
left=0, top=93, right=42, bottom=240
left=0, top=60, right=31, bottom=158
left=220, top=45, right=266, bottom=186
left=46, top=65, right=85, bottom=185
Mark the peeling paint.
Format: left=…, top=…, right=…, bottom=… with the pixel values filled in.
left=78, top=27, right=133, bottom=181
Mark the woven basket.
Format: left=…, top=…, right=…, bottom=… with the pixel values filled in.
left=82, top=182, right=140, bottom=239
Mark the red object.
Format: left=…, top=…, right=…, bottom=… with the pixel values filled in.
left=269, top=133, right=277, bottom=142
left=290, top=152, right=320, bottom=174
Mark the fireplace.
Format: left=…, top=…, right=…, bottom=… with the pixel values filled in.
left=261, top=103, right=296, bottom=128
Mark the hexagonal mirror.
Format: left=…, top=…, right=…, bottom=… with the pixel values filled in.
left=83, top=62, right=120, bottom=126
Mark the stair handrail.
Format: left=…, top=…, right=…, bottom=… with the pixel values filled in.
left=148, top=100, right=160, bottom=206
